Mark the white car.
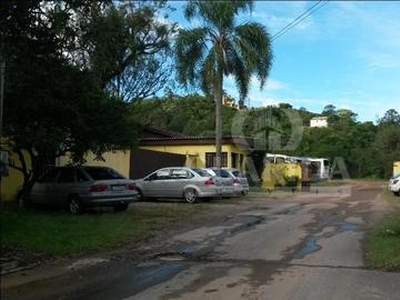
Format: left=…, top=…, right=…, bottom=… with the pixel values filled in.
left=203, top=168, right=239, bottom=197
left=388, top=173, right=400, bottom=196
left=134, top=167, right=222, bottom=203
left=223, top=168, right=250, bottom=196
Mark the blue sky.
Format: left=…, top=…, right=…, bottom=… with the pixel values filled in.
left=168, top=1, right=400, bottom=123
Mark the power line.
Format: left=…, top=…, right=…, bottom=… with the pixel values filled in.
left=271, top=1, right=330, bottom=41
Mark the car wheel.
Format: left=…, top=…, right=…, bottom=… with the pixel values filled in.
left=394, top=191, right=400, bottom=196
left=184, top=188, right=197, bottom=203
left=68, top=196, right=84, bottom=214
left=137, top=189, right=144, bottom=201
left=113, top=203, right=129, bottom=212
left=241, top=190, right=248, bottom=196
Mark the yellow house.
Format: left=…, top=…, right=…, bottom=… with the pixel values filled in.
left=130, top=128, right=256, bottom=179
left=57, top=151, right=131, bottom=178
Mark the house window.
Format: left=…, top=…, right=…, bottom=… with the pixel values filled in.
left=205, top=152, right=227, bottom=168
left=231, top=153, right=238, bottom=168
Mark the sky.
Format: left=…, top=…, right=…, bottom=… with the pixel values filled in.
left=168, top=1, right=400, bottom=123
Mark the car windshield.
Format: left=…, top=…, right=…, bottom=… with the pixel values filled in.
left=84, top=167, right=125, bottom=180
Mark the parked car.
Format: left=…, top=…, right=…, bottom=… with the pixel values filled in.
left=134, top=167, right=222, bottom=203
left=27, top=166, right=139, bottom=214
left=388, top=173, right=400, bottom=196
left=203, top=168, right=236, bottom=197
left=223, top=168, right=250, bottom=196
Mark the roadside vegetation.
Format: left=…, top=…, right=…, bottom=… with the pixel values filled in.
left=0, top=203, right=206, bottom=257
left=364, top=191, right=400, bottom=271
left=365, top=215, right=400, bottom=271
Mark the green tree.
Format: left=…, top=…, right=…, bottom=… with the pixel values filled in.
left=80, top=1, right=176, bottom=101
left=1, top=0, right=170, bottom=199
left=175, top=0, right=273, bottom=167
left=375, top=109, right=400, bottom=177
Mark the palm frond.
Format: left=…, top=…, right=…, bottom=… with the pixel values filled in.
left=184, top=1, right=253, bottom=33
left=233, top=22, right=273, bottom=88
left=225, top=41, right=250, bottom=99
left=200, top=48, right=218, bottom=95
left=174, top=27, right=208, bottom=87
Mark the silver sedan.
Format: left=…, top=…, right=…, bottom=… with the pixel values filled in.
left=134, top=167, right=223, bottom=203
left=29, top=166, right=139, bottom=214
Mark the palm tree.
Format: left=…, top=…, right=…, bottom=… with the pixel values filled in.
left=175, top=0, right=273, bottom=168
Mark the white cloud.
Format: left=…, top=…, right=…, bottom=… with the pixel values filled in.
left=260, top=98, right=280, bottom=107
left=265, top=78, right=286, bottom=91
left=359, top=51, right=400, bottom=70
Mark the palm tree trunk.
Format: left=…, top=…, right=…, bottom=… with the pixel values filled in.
left=214, top=72, right=223, bottom=168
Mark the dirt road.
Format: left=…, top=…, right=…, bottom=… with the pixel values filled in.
left=2, top=181, right=400, bottom=300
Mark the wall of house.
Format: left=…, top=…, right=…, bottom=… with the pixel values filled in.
left=310, top=117, right=328, bottom=128
left=394, top=161, right=400, bottom=176
left=57, top=150, right=131, bottom=178
left=140, top=144, right=249, bottom=171
left=1, top=150, right=31, bottom=202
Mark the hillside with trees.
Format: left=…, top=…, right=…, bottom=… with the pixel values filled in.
left=132, top=94, right=400, bottom=179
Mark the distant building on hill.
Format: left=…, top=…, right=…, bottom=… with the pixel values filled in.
left=310, top=116, right=328, bottom=128
left=222, top=96, right=238, bottom=109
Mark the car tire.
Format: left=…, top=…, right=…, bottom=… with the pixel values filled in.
left=68, top=196, right=84, bottom=214
left=184, top=188, right=197, bottom=203
left=137, top=189, right=144, bottom=201
left=113, top=203, right=129, bottom=212
left=394, top=191, right=400, bottom=196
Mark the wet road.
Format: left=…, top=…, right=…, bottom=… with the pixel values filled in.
left=3, top=182, right=400, bottom=300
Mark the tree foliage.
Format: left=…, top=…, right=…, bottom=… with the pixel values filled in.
left=132, top=93, right=237, bottom=137
left=0, top=0, right=173, bottom=197
left=133, top=95, right=400, bottom=179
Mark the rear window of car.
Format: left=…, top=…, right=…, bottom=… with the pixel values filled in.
left=39, top=168, right=61, bottom=183
left=192, top=169, right=211, bottom=177
left=232, top=170, right=245, bottom=178
left=84, top=167, right=125, bottom=180
left=213, top=169, right=231, bottom=178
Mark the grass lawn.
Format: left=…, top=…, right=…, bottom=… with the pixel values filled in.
left=0, top=202, right=206, bottom=257
left=364, top=190, right=400, bottom=271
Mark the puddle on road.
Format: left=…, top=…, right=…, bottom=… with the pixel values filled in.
left=276, top=205, right=303, bottom=215
left=293, top=236, right=321, bottom=259
left=292, top=222, right=359, bottom=260
left=157, top=253, right=187, bottom=262
left=339, top=222, right=358, bottom=232
left=67, top=258, right=109, bottom=270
